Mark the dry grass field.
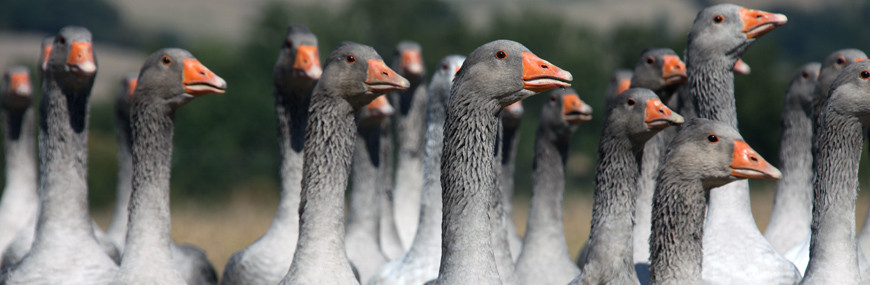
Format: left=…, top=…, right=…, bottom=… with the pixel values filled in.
left=93, top=186, right=870, bottom=277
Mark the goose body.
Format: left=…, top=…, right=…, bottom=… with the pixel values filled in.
left=221, top=24, right=322, bottom=285
left=434, top=39, right=572, bottom=285
left=0, top=26, right=118, bottom=284
left=370, top=55, right=465, bottom=285
left=279, top=42, right=409, bottom=285
left=0, top=67, right=37, bottom=262
left=571, top=88, right=683, bottom=285
left=391, top=41, right=428, bottom=250
left=112, top=48, right=226, bottom=284
left=802, top=60, right=870, bottom=284
left=649, top=118, right=781, bottom=284
left=346, top=95, right=394, bottom=283
left=514, top=88, right=592, bottom=285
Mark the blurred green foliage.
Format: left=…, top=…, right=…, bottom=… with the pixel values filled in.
left=1, top=0, right=869, bottom=207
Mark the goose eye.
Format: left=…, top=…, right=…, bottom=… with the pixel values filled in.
left=646, top=57, right=654, bottom=64
left=496, top=50, right=507, bottom=60
left=56, top=36, right=66, bottom=45
left=837, top=57, right=846, bottom=65
left=161, top=56, right=172, bottom=66
left=441, top=63, right=449, bottom=71
left=801, top=71, right=809, bottom=79
left=861, top=70, right=870, bottom=79
left=284, top=40, right=292, bottom=48
left=346, top=55, right=356, bottom=63
left=550, top=94, right=557, bottom=102
left=707, top=134, right=719, bottom=143
left=713, top=15, right=724, bottom=23
left=627, top=98, right=636, bottom=106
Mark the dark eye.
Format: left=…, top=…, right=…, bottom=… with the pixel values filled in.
left=56, top=36, right=66, bottom=45
left=496, top=50, right=507, bottom=60
left=861, top=70, right=870, bottom=79
left=646, top=57, right=654, bottom=64
left=284, top=40, right=292, bottom=48
left=707, top=134, right=719, bottom=143
left=801, top=71, right=809, bottom=78
left=627, top=98, right=636, bottom=106
left=837, top=56, right=846, bottom=65
left=161, top=56, right=172, bottom=65
left=550, top=94, right=557, bottom=102
left=346, top=55, right=356, bottom=63
left=441, top=63, right=449, bottom=71
left=713, top=15, right=724, bottom=23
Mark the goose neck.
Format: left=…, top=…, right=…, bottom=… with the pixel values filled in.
left=649, top=172, right=706, bottom=284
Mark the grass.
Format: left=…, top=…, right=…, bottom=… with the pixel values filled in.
left=93, top=185, right=870, bottom=277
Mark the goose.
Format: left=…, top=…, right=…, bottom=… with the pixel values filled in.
left=649, top=118, right=781, bottom=284
left=434, top=39, right=571, bottom=284
left=378, top=104, right=405, bottom=261
left=279, top=41, right=409, bottom=285
left=678, top=5, right=798, bottom=283
left=513, top=88, right=592, bottom=285
left=369, top=55, right=465, bottom=285
left=762, top=63, right=820, bottom=256
left=801, top=60, right=870, bottom=284
left=0, top=66, right=37, bottom=259
left=0, top=26, right=119, bottom=284
left=221, top=24, right=322, bottom=285
left=108, top=73, right=218, bottom=284
left=499, top=100, right=524, bottom=262
left=628, top=48, right=687, bottom=266
left=105, top=73, right=138, bottom=251
left=571, top=88, right=683, bottom=284
left=772, top=49, right=870, bottom=278
left=346, top=95, right=394, bottom=283
left=391, top=41, right=428, bottom=250
left=609, top=70, right=633, bottom=97
left=111, top=48, right=226, bottom=284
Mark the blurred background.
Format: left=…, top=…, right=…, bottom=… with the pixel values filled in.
left=0, top=0, right=869, bottom=274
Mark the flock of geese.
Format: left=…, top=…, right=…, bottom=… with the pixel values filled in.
left=0, top=2, right=868, bottom=285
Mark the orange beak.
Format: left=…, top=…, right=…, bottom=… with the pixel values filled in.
left=616, top=78, right=631, bottom=95
left=126, top=77, right=138, bottom=99
left=502, top=101, right=524, bottom=118
left=856, top=58, right=868, bottom=63
left=562, top=93, right=593, bottom=124
left=661, top=55, right=687, bottom=86
left=730, top=140, right=781, bottom=180
left=182, top=58, right=227, bottom=96
left=739, top=8, right=787, bottom=39
left=365, top=95, right=395, bottom=118
left=366, top=59, right=410, bottom=93
left=8, top=72, right=32, bottom=96
left=66, top=42, right=96, bottom=76
left=293, top=45, right=322, bottom=80
left=733, top=59, right=751, bottom=75
left=522, top=52, right=572, bottom=92
left=401, top=49, right=424, bottom=76
left=644, top=99, right=684, bottom=129
left=41, top=44, right=53, bottom=72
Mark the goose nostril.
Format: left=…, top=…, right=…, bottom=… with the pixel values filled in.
left=381, top=71, right=388, bottom=77
left=541, top=65, right=548, bottom=69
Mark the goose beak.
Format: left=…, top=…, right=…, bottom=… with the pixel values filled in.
left=66, top=42, right=96, bottom=76
left=8, top=71, right=32, bottom=96
left=739, top=8, right=787, bottom=39
left=183, top=59, right=227, bottom=96
left=294, top=45, right=322, bottom=80
left=366, top=59, right=410, bottom=93
left=563, top=93, right=592, bottom=124
left=365, top=95, right=395, bottom=118
left=401, top=49, right=424, bottom=77
left=41, top=44, right=52, bottom=72
left=616, top=77, right=631, bottom=95
left=644, top=99, right=683, bottom=129
left=502, top=101, right=524, bottom=119
left=661, top=55, right=687, bottom=86
left=734, top=58, right=751, bottom=75
left=522, top=52, right=572, bottom=92
left=730, top=140, right=781, bottom=180
left=125, top=77, right=138, bottom=100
